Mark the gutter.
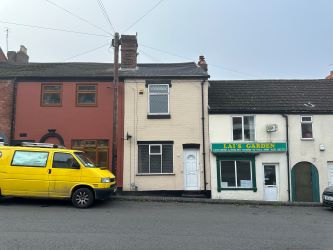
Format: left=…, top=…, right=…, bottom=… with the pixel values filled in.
left=10, top=77, right=17, bottom=145
left=282, top=114, right=291, bottom=201
left=201, top=79, right=207, bottom=191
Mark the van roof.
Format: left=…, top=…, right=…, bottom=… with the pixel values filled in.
left=0, top=145, right=82, bottom=153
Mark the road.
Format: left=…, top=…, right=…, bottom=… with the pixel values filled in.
left=0, top=198, right=332, bottom=250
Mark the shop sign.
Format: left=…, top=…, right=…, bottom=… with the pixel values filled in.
left=211, top=142, right=287, bottom=153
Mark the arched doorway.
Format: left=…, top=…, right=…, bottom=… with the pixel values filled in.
left=40, top=129, right=65, bottom=146
left=291, top=162, right=320, bottom=202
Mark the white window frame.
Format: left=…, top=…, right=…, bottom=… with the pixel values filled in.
left=148, top=144, right=162, bottom=173
left=300, top=115, right=313, bottom=139
left=231, top=115, right=256, bottom=142
left=220, top=160, right=253, bottom=188
left=148, top=84, right=170, bottom=115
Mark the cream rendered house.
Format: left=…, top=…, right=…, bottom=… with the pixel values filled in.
left=121, top=38, right=210, bottom=194
left=209, top=79, right=333, bottom=202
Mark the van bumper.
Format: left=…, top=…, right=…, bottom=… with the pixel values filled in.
left=94, top=184, right=117, bottom=200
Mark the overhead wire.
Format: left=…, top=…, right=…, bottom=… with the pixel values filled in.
left=123, top=0, right=164, bottom=33
left=64, top=42, right=110, bottom=61
left=138, top=49, right=161, bottom=62
left=96, top=0, right=116, bottom=33
left=0, top=20, right=111, bottom=37
left=141, top=44, right=259, bottom=78
left=45, top=0, right=113, bottom=36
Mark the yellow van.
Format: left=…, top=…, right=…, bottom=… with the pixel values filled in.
left=0, top=143, right=116, bottom=208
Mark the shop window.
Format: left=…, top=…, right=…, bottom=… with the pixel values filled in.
left=148, top=84, right=169, bottom=115
left=232, top=116, right=255, bottom=141
left=72, top=140, right=108, bottom=168
left=301, top=116, right=313, bottom=139
left=41, top=84, right=62, bottom=106
left=220, top=160, right=253, bottom=189
left=138, top=143, right=173, bottom=174
left=11, top=151, right=49, bottom=167
left=76, top=84, right=97, bottom=106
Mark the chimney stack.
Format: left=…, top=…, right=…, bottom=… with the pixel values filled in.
left=325, top=70, right=333, bottom=80
left=120, top=35, right=138, bottom=69
left=6, top=45, right=29, bottom=64
left=198, top=55, right=208, bottom=72
left=16, top=45, right=29, bottom=64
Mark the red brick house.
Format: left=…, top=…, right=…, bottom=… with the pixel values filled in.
left=0, top=47, right=14, bottom=145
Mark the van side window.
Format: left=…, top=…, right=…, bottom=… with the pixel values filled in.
left=11, top=151, right=49, bottom=167
left=53, top=153, right=79, bottom=169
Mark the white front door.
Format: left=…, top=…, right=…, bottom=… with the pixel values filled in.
left=184, top=149, right=200, bottom=190
left=328, top=162, right=333, bottom=186
left=263, top=164, right=278, bottom=201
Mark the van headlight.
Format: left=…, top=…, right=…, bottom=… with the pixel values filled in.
left=101, top=178, right=111, bottom=183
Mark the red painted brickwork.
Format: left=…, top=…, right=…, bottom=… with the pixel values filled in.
left=14, top=81, right=124, bottom=187
left=0, top=80, right=14, bottom=143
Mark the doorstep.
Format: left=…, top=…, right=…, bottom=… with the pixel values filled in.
left=111, top=195, right=322, bottom=207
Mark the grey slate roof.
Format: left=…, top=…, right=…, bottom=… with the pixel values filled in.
left=0, top=62, right=208, bottom=79
left=209, top=80, right=333, bottom=114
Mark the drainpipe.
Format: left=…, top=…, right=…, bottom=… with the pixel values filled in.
left=10, top=77, right=17, bottom=145
left=282, top=114, right=291, bottom=201
left=201, top=79, right=207, bottom=191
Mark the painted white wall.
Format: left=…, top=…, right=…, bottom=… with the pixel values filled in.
left=209, top=114, right=288, bottom=201
left=288, top=114, right=333, bottom=200
left=123, top=79, right=210, bottom=191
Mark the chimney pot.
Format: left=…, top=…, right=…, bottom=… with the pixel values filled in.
left=198, top=55, right=208, bottom=72
left=325, top=70, right=333, bottom=79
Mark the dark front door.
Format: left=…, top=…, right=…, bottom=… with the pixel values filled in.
left=292, top=162, right=320, bottom=202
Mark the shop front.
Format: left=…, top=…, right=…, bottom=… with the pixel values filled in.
left=211, top=142, right=289, bottom=201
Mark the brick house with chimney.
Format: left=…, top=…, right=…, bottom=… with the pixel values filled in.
left=0, top=36, right=209, bottom=192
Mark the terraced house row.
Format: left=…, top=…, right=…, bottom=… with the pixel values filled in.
left=1, top=35, right=333, bottom=203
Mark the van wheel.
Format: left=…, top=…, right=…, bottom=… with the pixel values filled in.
left=72, top=188, right=94, bottom=208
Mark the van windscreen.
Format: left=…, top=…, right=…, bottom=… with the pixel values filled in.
left=75, top=152, right=96, bottom=168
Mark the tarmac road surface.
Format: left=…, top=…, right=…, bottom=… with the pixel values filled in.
left=0, top=197, right=332, bottom=250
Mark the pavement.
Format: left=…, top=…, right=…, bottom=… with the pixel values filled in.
left=0, top=197, right=332, bottom=250
left=113, top=194, right=323, bottom=207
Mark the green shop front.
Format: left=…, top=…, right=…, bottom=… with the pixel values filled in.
left=211, top=142, right=288, bottom=201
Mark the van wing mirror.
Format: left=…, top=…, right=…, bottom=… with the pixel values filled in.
left=72, top=161, right=80, bottom=169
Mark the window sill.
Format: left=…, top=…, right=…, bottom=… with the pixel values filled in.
left=136, top=173, right=175, bottom=176
left=147, top=114, right=171, bottom=119
left=219, top=187, right=257, bottom=192
left=301, top=138, right=314, bottom=141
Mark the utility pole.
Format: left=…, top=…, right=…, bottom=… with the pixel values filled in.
left=111, top=32, right=120, bottom=175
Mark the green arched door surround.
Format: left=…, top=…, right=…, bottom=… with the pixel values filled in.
left=291, top=162, right=320, bottom=202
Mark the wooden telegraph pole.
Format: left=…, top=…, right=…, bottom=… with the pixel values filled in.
left=111, top=32, right=120, bottom=175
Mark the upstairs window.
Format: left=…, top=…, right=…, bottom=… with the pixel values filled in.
left=76, top=84, right=97, bottom=106
left=41, top=84, right=62, bottom=106
left=148, top=84, right=169, bottom=115
left=301, top=116, right=313, bottom=139
left=232, top=116, right=255, bottom=141
left=138, top=143, right=173, bottom=174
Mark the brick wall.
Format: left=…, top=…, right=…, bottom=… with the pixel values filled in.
left=0, top=80, right=14, bottom=143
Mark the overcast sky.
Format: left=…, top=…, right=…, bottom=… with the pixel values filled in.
left=0, top=0, right=332, bottom=80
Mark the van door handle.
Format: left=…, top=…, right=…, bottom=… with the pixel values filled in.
left=48, top=169, right=52, bottom=174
